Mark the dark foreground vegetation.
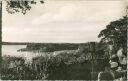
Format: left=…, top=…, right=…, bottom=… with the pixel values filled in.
left=2, top=42, right=110, bottom=80
left=2, top=47, right=109, bottom=80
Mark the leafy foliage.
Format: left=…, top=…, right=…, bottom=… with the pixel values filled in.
left=98, top=16, right=127, bottom=55
left=6, top=0, right=44, bottom=14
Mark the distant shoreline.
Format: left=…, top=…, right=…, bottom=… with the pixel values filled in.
left=2, top=42, right=28, bottom=45
left=2, top=41, right=94, bottom=45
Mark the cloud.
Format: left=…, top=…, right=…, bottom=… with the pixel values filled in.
left=32, top=4, right=78, bottom=24
left=32, top=1, right=125, bottom=26
left=3, top=1, right=125, bottom=43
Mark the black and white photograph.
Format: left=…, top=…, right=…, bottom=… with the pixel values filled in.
left=0, top=0, right=127, bottom=80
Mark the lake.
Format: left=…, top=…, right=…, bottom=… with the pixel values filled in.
left=2, top=45, right=47, bottom=62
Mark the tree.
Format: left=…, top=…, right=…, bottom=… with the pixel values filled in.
left=98, top=16, right=127, bottom=56
left=0, top=2, right=2, bottom=79
left=5, top=0, right=44, bottom=14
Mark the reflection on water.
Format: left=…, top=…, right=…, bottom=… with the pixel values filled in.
left=2, top=45, right=47, bottom=61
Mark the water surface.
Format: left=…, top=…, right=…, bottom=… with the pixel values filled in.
left=2, top=45, right=46, bottom=61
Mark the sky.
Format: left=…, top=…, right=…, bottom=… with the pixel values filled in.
left=2, top=0, right=126, bottom=43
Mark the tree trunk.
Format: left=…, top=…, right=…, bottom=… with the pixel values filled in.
left=0, top=1, right=2, bottom=80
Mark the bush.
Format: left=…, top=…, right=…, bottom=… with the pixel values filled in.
left=2, top=42, right=109, bottom=80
